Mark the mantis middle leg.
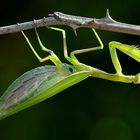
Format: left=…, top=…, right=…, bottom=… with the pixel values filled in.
left=48, top=27, right=104, bottom=64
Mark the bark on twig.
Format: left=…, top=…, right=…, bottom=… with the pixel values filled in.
left=0, top=10, right=140, bottom=36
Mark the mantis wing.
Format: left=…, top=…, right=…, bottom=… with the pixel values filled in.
left=0, top=64, right=91, bottom=120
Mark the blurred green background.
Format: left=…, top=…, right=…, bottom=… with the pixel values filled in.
left=0, top=0, right=140, bottom=140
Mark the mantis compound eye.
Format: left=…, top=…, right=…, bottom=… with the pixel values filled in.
left=133, top=73, right=140, bottom=84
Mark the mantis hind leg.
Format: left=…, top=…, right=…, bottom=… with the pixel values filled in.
left=21, top=29, right=51, bottom=63
left=20, top=22, right=62, bottom=66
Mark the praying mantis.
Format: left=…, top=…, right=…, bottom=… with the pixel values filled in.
left=0, top=23, right=140, bottom=120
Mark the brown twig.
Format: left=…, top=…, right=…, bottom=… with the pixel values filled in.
left=0, top=10, right=140, bottom=35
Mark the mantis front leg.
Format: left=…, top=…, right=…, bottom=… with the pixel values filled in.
left=109, top=41, right=140, bottom=76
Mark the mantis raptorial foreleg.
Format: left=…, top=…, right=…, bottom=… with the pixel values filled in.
left=108, top=41, right=140, bottom=76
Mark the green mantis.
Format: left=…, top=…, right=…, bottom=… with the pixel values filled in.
left=0, top=24, right=140, bottom=120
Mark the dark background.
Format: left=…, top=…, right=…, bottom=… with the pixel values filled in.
left=0, top=0, right=140, bottom=140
